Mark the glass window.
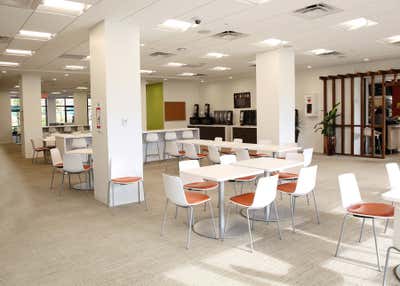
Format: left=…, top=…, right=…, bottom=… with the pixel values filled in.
left=55, top=98, right=74, bottom=124
left=87, top=98, right=92, bottom=128
left=10, top=98, right=21, bottom=129
left=41, top=98, right=47, bottom=126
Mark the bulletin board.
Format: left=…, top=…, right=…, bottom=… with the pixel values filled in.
left=165, top=101, right=186, bottom=121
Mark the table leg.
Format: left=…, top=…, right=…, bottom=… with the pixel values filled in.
left=219, top=181, right=225, bottom=240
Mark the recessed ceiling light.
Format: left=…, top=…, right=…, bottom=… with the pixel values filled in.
left=1, top=71, right=6, bottom=74
left=258, top=38, right=289, bottom=47
left=178, top=72, right=195, bottom=76
left=363, top=58, right=370, bottom=62
left=200, top=80, right=205, bottom=83
left=76, top=86, right=88, bottom=90
left=163, top=78, right=168, bottom=81
left=307, top=65, right=312, bottom=69
left=82, top=55, right=90, bottom=61
left=382, top=35, right=400, bottom=44
left=51, top=92, right=61, bottom=95
left=0, top=61, right=19, bottom=67
left=64, top=73, right=69, bottom=77
left=64, top=65, right=85, bottom=70
left=228, top=76, right=233, bottom=79
left=17, top=30, right=53, bottom=41
left=5, top=49, right=34, bottom=56
left=166, top=62, right=186, bottom=67
left=205, top=52, right=229, bottom=58
left=140, top=69, right=156, bottom=74
left=38, top=0, right=91, bottom=16
left=308, top=49, right=334, bottom=55
left=337, top=17, right=377, bottom=31
left=14, top=85, right=20, bottom=88
left=211, top=66, right=231, bottom=71
left=158, top=19, right=194, bottom=32
left=236, top=0, right=271, bottom=4
left=52, top=78, right=57, bottom=81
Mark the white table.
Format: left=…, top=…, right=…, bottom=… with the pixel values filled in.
left=66, top=148, right=93, bottom=190
left=177, top=139, right=300, bottom=157
left=181, top=164, right=264, bottom=239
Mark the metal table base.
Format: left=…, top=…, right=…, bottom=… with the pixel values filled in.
left=193, top=216, right=250, bottom=239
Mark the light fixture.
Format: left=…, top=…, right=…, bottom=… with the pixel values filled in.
left=158, top=19, right=194, bottom=32
left=82, top=55, right=90, bottom=61
left=64, top=73, right=69, bottom=77
left=76, top=86, right=88, bottom=90
left=307, top=65, right=312, bottom=69
left=228, top=76, right=233, bottom=79
left=236, top=0, right=271, bottom=4
left=0, top=61, right=19, bottom=67
left=178, top=72, right=195, bottom=76
left=38, top=0, right=91, bottom=16
left=308, top=49, right=334, bottom=55
left=200, top=80, right=205, bottom=83
left=15, top=85, right=20, bottom=88
left=52, top=78, right=57, bottom=81
left=1, top=71, right=6, bottom=74
left=382, top=35, right=400, bottom=44
left=211, top=66, right=231, bottom=71
left=140, top=69, right=156, bottom=74
left=163, top=78, right=168, bottom=81
left=9, top=91, right=19, bottom=94
left=258, top=38, right=289, bottom=47
left=51, top=91, right=61, bottom=95
left=337, top=17, right=377, bottom=31
left=64, top=65, right=85, bottom=70
left=166, top=62, right=186, bottom=67
left=17, top=30, right=53, bottom=41
left=205, top=52, right=229, bottom=58
left=5, top=49, right=34, bottom=56
left=363, top=58, right=370, bottom=62
left=140, top=43, right=145, bottom=47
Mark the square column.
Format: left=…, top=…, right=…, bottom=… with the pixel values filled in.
left=0, top=92, right=12, bottom=143
left=73, top=92, right=88, bottom=125
left=256, top=48, right=295, bottom=145
left=47, top=97, right=56, bottom=124
left=21, top=73, right=42, bottom=158
left=89, top=19, right=143, bottom=206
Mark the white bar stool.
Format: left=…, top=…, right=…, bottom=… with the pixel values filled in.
left=164, top=132, right=177, bottom=159
left=145, top=133, right=161, bottom=162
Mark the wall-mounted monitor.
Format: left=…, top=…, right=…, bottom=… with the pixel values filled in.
left=234, top=92, right=251, bottom=108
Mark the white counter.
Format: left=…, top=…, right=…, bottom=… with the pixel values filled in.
left=143, top=127, right=198, bottom=134
left=55, top=133, right=92, bottom=154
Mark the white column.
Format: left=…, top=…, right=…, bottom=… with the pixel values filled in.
left=21, top=73, right=42, bottom=158
left=73, top=92, right=88, bottom=125
left=47, top=97, right=56, bottom=124
left=89, top=19, right=143, bottom=206
left=0, top=92, right=12, bottom=143
left=256, top=48, right=295, bottom=145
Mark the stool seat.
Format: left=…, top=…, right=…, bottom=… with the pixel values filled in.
left=347, top=202, right=394, bottom=218
left=230, top=192, right=255, bottom=207
left=112, top=176, right=142, bottom=184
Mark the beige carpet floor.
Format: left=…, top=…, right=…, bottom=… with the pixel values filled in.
left=0, top=143, right=399, bottom=285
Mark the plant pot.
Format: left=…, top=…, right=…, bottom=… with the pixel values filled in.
left=324, top=136, right=336, bottom=156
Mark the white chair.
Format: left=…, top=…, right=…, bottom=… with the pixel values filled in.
left=183, top=143, right=207, bottom=161
left=336, top=173, right=394, bottom=271
left=50, top=148, right=63, bottom=189
left=236, top=149, right=251, bottom=161
left=221, top=138, right=243, bottom=154
left=62, top=153, right=91, bottom=190
left=179, top=160, right=218, bottom=192
left=64, top=126, right=72, bottom=133
left=145, top=133, right=161, bottom=162
left=207, top=145, right=221, bottom=164
left=164, top=132, right=177, bottom=159
left=277, top=165, right=319, bottom=232
left=49, top=127, right=57, bottom=133
left=165, top=141, right=185, bottom=160
left=278, top=148, right=314, bottom=181
left=226, top=175, right=281, bottom=251
left=161, top=174, right=217, bottom=249
left=251, top=139, right=272, bottom=157
left=182, top=130, right=194, bottom=139
left=30, top=138, right=49, bottom=163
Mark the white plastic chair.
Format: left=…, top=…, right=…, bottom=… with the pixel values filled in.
left=50, top=148, right=63, bottom=189
left=277, top=165, right=319, bottom=232
left=183, top=143, right=206, bottom=161
left=226, top=175, right=281, bottom=251
left=145, top=133, right=161, bottom=162
left=182, top=130, right=194, bottom=139
left=30, top=138, right=49, bottom=163
left=62, top=153, right=91, bottom=190
left=236, top=149, right=251, bottom=161
left=161, top=174, right=217, bottom=249
left=165, top=141, right=185, bottom=159
left=382, top=163, right=400, bottom=233
left=279, top=148, right=314, bottom=181
left=336, top=173, right=394, bottom=272
left=251, top=139, right=272, bottom=157
left=207, top=145, right=221, bottom=164
left=64, top=126, right=72, bottom=133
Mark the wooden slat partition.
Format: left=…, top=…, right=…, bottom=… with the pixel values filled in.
left=360, top=76, right=365, bottom=155
left=350, top=77, right=354, bottom=155
left=382, top=74, right=386, bottom=159
left=341, top=77, right=345, bottom=154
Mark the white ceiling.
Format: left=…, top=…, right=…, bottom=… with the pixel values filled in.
left=1, top=0, right=400, bottom=93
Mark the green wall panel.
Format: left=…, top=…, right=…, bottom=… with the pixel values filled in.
left=146, top=82, right=164, bottom=130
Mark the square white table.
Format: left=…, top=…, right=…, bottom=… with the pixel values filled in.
left=181, top=164, right=264, bottom=239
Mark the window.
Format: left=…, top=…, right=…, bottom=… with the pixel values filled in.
left=41, top=98, right=47, bottom=126
left=56, top=98, right=74, bottom=124
left=10, top=98, right=21, bottom=129
left=87, top=97, right=92, bottom=128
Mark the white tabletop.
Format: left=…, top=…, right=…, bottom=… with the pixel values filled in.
left=180, top=164, right=264, bottom=182
left=233, top=157, right=304, bottom=172
left=176, top=139, right=300, bottom=153
left=382, top=189, right=400, bottom=203
left=67, top=148, right=93, bottom=155
left=143, top=128, right=198, bottom=134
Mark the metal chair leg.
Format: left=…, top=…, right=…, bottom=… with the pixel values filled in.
left=306, top=194, right=310, bottom=206
left=246, top=209, right=254, bottom=252
left=312, top=190, right=320, bottom=224
left=175, top=206, right=179, bottom=219
left=383, top=246, right=400, bottom=286
left=274, top=201, right=282, bottom=240
left=140, top=180, right=148, bottom=210
left=225, top=203, right=232, bottom=232
left=186, top=206, right=194, bottom=249
left=372, top=218, right=382, bottom=272
left=359, top=218, right=365, bottom=242
left=161, top=199, right=169, bottom=236
left=50, top=167, right=56, bottom=189
left=289, top=195, right=296, bottom=233
left=207, top=201, right=218, bottom=238
left=335, top=214, right=348, bottom=257
left=384, top=219, right=389, bottom=234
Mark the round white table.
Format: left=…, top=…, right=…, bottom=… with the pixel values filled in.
left=67, top=148, right=93, bottom=191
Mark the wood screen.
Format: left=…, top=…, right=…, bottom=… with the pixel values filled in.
left=164, top=101, right=186, bottom=121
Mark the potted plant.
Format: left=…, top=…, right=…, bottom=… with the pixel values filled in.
left=314, top=103, right=340, bottom=155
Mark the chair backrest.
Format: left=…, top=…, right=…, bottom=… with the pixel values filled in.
left=214, top=137, right=223, bottom=142
left=259, top=139, right=272, bottom=145
left=146, top=133, right=159, bottom=142
left=285, top=152, right=302, bottom=161
left=162, top=174, right=188, bottom=206
left=250, top=175, right=278, bottom=209
left=294, top=165, right=318, bottom=195
left=182, top=130, right=194, bottom=139
left=50, top=148, right=63, bottom=167
left=233, top=138, right=243, bottom=143
left=30, top=138, right=43, bottom=149
left=236, top=148, right=250, bottom=161
left=165, top=141, right=180, bottom=156
left=207, top=145, right=221, bottom=164
left=178, top=160, right=203, bottom=185
left=220, top=154, right=237, bottom=165
left=49, top=127, right=57, bottom=133
left=165, top=132, right=177, bottom=141
left=63, top=153, right=85, bottom=173
left=338, top=173, right=363, bottom=209
left=386, top=163, right=400, bottom=190
left=64, top=126, right=72, bottom=132
left=183, top=143, right=198, bottom=159
left=303, top=148, right=313, bottom=167
left=71, top=138, right=87, bottom=149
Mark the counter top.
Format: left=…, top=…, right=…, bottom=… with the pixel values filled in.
left=143, top=127, right=198, bottom=134
left=188, top=124, right=257, bottom=128
left=55, top=133, right=92, bottom=138
left=43, top=124, right=89, bottom=128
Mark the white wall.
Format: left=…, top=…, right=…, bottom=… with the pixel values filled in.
left=0, top=92, right=12, bottom=143
left=47, top=97, right=56, bottom=124
left=73, top=92, right=88, bottom=125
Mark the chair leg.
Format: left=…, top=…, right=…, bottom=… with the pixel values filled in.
left=312, top=190, right=320, bottom=224
left=32, top=151, right=35, bottom=164
left=279, top=191, right=283, bottom=200
left=384, top=219, right=389, bottom=234
left=207, top=201, right=218, bottom=238
left=289, top=196, right=296, bottom=233
left=246, top=209, right=254, bottom=252
left=186, top=206, right=194, bottom=249
left=50, top=167, right=56, bottom=189
left=306, top=194, right=310, bottom=206
left=68, top=174, right=71, bottom=189
left=359, top=218, right=365, bottom=242
left=273, top=201, right=282, bottom=240
left=225, top=203, right=232, bottom=232
left=160, top=199, right=169, bottom=236
left=372, top=218, right=382, bottom=272
left=175, top=206, right=179, bottom=219
left=335, top=214, right=348, bottom=257
left=383, top=246, right=400, bottom=286
left=140, top=180, right=148, bottom=210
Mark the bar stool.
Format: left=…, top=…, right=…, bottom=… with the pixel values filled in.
left=164, top=132, right=177, bottom=159
left=64, top=126, right=72, bottom=133
left=182, top=130, right=194, bottom=139
left=145, top=133, right=161, bottom=162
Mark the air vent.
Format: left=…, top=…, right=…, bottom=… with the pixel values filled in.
left=194, top=73, right=206, bottom=77
left=317, top=51, right=343, bottom=57
left=149, top=51, right=175, bottom=58
left=212, top=30, right=248, bottom=41
left=293, top=3, right=342, bottom=19
left=0, top=0, right=39, bottom=9
left=59, top=54, right=87, bottom=60
left=185, top=63, right=206, bottom=68
left=0, top=36, right=11, bottom=44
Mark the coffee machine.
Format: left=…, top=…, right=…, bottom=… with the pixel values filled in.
left=189, top=104, right=201, bottom=124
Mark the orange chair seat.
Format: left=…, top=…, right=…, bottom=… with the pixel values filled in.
left=83, top=164, right=91, bottom=170
left=197, top=153, right=207, bottom=159
left=236, top=175, right=257, bottom=182
left=179, top=150, right=185, bottom=155
left=184, top=181, right=218, bottom=190
left=221, top=148, right=235, bottom=155
left=347, top=202, right=394, bottom=218
left=279, top=172, right=298, bottom=180
left=55, top=163, right=63, bottom=168
left=230, top=192, right=255, bottom=207
left=35, top=147, right=49, bottom=151
left=277, top=182, right=297, bottom=193
left=111, top=176, right=142, bottom=184
left=250, top=152, right=270, bottom=157
left=185, top=191, right=210, bottom=205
